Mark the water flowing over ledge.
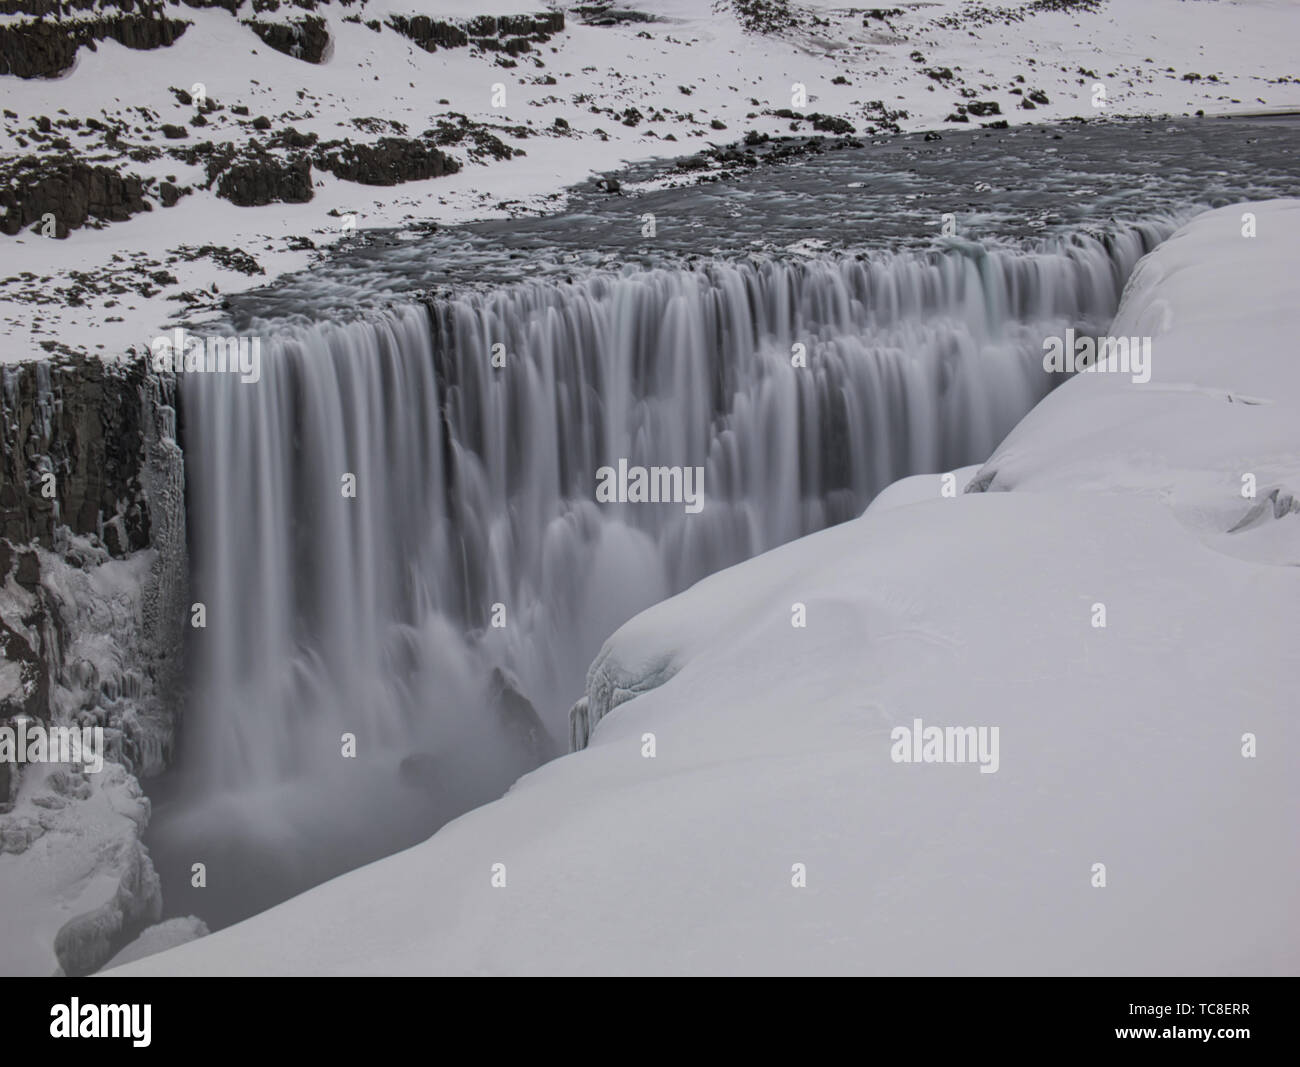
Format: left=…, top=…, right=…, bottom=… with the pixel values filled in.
left=156, top=221, right=1172, bottom=926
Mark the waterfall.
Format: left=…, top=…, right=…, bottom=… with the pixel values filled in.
left=162, top=223, right=1169, bottom=924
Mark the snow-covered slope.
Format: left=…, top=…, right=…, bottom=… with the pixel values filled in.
left=3, top=0, right=1298, bottom=359
left=111, top=199, right=1300, bottom=976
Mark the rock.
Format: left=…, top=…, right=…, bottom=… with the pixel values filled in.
left=214, top=154, right=313, bottom=206
left=15, top=549, right=40, bottom=589
left=268, top=127, right=316, bottom=150
left=0, top=14, right=190, bottom=79
left=0, top=612, right=47, bottom=721
left=398, top=752, right=442, bottom=793
left=0, top=157, right=153, bottom=236
left=0, top=357, right=154, bottom=550
left=489, top=667, right=557, bottom=766
left=242, top=15, right=329, bottom=64
left=386, top=12, right=564, bottom=54
left=0, top=366, right=186, bottom=976
left=313, top=137, right=459, bottom=186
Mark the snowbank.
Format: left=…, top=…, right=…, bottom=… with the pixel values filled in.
left=102, top=916, right=209, bottom=971
left=109, top=199, right=1300, bottom=976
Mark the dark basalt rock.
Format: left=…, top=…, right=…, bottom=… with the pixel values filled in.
left=0, top=357, right=153, bottom=554
left=423, top=114, right=519, bottom=162
left=214, top=154, right=313, bottom=205
left=384, top=14, right=469, bottom=51
left=0, top=607, right=47, bottom=723
left=0, top=18, right=77, bottom=76
left=0, top=157, right=154, bottom=237
left=386, top=10, right=564, bottom=53
left=727, top=0, right=802, bottom=34
left=772, top=109, right=856, bottom=135
left=0, top=12, right=190, bottom=79
left=180, top=0, right=243, bottom=12
left=242, top=14, right=329, bottom=63
left=573, top=4, right=661, bottom=26
left=313, top=137, right=460, bottom=186
left=489, top=667, right=557, bottom=766
left=0, top=0, right=65, bottom=15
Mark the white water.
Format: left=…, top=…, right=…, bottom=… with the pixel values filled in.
left=162, top=225, right=1169, bottom=923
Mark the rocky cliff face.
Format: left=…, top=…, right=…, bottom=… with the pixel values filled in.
left=1, top=356, right=156, bottom=552
left=0, top=4, right=190, bottom=80
left=0, top=157, right=161, bottom=237
left=0, top=356, right=186, bottom=975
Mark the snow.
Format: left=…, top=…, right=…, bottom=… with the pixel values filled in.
left=109, top=199, right=1300, bottom=976
left=0, top=542, right=167, bottom=977
left=866, top=462, right=983, bottom=515
left=102, top=916, right=209, bottom=970
left=976, top=198, right=1300, bottom=567
left=0, top=758, right=158, bottom=977
left=3, top=0, right=1298, bottom=359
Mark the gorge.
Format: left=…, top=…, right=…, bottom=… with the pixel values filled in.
left=3, top=114, right=1298, bottom=973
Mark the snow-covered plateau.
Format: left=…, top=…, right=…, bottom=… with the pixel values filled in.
left=110, top=200, right=1300, bottom=976
left=2, top=0, right=1299, bottom=358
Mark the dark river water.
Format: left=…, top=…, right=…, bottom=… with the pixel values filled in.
left=227, top=114, right=1300, bottom=324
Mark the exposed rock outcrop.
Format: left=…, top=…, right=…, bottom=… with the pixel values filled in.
left=242, top=14, right=330, bottom=63
left=489, top=666, right=557, bottom=767
left=0, top=11, right=190, bottom=79
left=314, top=136, right=459, bottom=186
left=214, top=153, right=313, bottom=206
left=0, top=157, right=159, bottom=237
left=1, top=356, right=154, bottom=548
left=385, top=11, right=564, bottom=54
